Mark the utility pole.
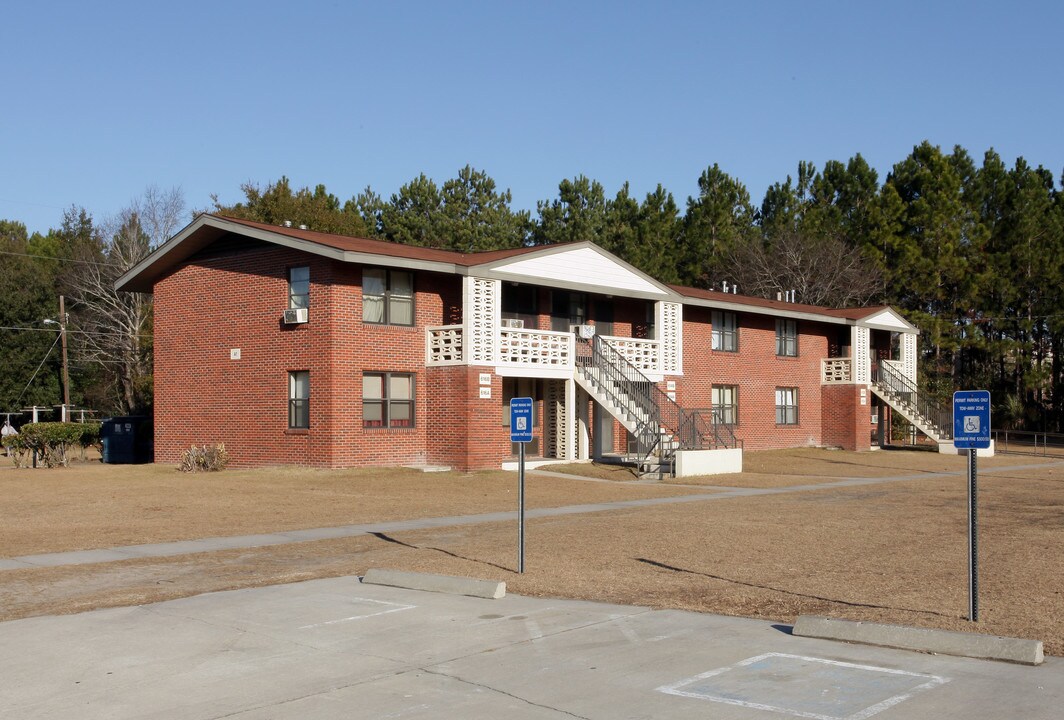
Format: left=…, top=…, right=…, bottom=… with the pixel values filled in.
left=58, top=295, right=70, bottom=420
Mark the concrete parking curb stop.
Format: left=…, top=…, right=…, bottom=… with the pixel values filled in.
left=361, top=568, right=506, bottom=599
left=793, top=615, right=1044, bottom=665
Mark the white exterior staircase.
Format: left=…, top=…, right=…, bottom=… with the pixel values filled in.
left=870, top=362, right=953, bottom=445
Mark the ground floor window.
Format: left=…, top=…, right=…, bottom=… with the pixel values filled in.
left=775, top=387, right=799, bottom=425
left=288, top=371, right=309, bottom=429
left=363, top=372, right=415, bottom=428
left=712, top=384, right=738, bottom=425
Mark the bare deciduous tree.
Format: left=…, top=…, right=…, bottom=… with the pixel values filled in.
left=725, top=229, right=883, bottom=308
left=68, top=186, right=185, bottom=413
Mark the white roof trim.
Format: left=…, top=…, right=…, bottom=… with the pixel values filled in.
left=857, top=309, right=919, bottom=333
left=472, top=242, right=679, bottom=300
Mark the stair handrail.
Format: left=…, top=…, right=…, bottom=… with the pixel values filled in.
left=685, top=408, right=739, bottom=450
left=575, top=336, right=667, bottom=465
left=576, top=336, right=718, bottom=451
left=871, top=362, right=953, bottom=440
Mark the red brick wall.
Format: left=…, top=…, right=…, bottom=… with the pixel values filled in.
left=154, top=244, right=469, bottom=469
left=677, top=308, right=834, bottom=450
left=820, top=384, right=872, bottom=451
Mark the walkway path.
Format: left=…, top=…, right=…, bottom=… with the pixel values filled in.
left=1, top=461, right=1055, bottom=572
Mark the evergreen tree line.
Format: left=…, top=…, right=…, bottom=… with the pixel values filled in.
left=2, top=142, right=1062, bottom=432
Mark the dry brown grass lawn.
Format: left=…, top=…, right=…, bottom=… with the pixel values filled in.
left=1, top=449, right=1062, bottom=655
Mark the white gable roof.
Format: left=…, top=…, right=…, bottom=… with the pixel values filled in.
left=858, top=308, right=919, bottom=333
left=472, top=243, right=674, bottom=299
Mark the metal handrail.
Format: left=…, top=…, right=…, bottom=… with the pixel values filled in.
left=686, top=408, right=739, bottom=450
left=575, top=336, right=667, bottom=467
left=575, top=336, right=735, bottom=474
left=872, top=362, right=953, bottom=440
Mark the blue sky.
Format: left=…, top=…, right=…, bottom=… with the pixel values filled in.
left=3, top=1, right=1061, bottom=237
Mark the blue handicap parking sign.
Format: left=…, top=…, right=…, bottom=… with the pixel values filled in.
left=953, top=390, right=991, bottom=449
left=510, top=397, right=533, bottom=443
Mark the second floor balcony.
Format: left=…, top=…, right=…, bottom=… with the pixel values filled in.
left=426, top=324, right=663, bottom=374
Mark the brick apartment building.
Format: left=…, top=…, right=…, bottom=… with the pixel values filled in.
left=117, top=214, right=934, bottom=475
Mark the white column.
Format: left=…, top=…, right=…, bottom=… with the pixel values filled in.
left=463, top=276, right=499, bottom=364
left=656, top=301, right=682, bottom=374
left=564, top=377, right=577, bottom=460
left=852, top=326, right=871, bottom=384
left=902, top=332, right=918, bottom=383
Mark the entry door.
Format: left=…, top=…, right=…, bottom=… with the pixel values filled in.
left=594, top=404, right=615, bottom=456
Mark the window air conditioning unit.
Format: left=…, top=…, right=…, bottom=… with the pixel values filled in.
left=282, top=308, right=309, bottom=324
left=572, top=324, right=596, bottom=339
left=500, top=318, right=524, bottom=329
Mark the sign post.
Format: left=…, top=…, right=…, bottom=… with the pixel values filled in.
left=953, top=390, right=991, bottom=622
left=510, top=397, right=533, bottom=573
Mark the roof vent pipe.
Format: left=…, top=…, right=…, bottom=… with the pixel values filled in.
left=732, top=285, right=738, bottom=294
left=777, top=291, right=782, bottom=301
left=298, top=224, right=308, bottom=230
left=283, top=220, right=292, bottom=228
left=722, top=281, right=729, bottom=293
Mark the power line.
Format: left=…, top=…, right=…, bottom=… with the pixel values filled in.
left=0, top=325, right=153, bottom=340
left=0, top=249, right=122, bottom=267
left=14, top=333, right=61, bottom=407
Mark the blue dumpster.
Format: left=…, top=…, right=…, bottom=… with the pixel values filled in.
left=100, top=416, right=154, bottom=464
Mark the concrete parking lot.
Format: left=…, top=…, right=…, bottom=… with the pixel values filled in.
left=1, top=575, right=1060, bottom=720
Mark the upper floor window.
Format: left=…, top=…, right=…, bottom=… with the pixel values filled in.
left=712, top=311, right=738, bottom=352
left=288, top=371, right=309, bottom=429
left=776, top=318, right=798, bottom=356
left=288, top=266, right=309, bottom=309
left=363, top=268, right=414, bottom=325
left=363, top=372, right=415, bottom=428
left=551, top=290, right=586, bottom=332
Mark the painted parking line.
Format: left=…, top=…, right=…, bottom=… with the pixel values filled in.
left=658, top=652, right=949, bottom=720
left=297, top=597, right=415, bottom=629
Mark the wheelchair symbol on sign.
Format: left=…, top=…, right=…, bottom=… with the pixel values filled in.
left=516, top=417, right=527, bottom=431
left=964, top=416, right=980, bottom=433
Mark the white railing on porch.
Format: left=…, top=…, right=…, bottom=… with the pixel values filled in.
left=599, top=335, right=660, bottom=373
left=427, top=325, right=576, bottom=367
left=821, top=357, right=852, bottom=384
left=498, top=327, right=574, bottom=367
left=881, top=358, right=909, bottom=382
left=426, top=325, right=464, bottom=365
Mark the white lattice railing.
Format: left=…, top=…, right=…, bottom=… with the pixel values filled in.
left=600, top=335, right=660, bottom=373
left=426, top=325, right=464, bottom=365
left=821, top=357, right=852, bottom=384
left=882, top=359, right=905, bottom=378
left=428, top=325, right=576, bottom=367
left=498, top=328, right=574, bottom=367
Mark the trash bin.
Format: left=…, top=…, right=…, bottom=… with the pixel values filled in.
left=100, top=416, right=154, bottom=463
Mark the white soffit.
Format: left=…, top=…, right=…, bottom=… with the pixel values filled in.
left=484, top=246, right=668, bottom=295
left=860, top=309, right=917, bottom=332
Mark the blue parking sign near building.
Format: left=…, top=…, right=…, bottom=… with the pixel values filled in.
left=510, top=397, right=533, bottom=443
left=953, top=390, right=991, bottom=449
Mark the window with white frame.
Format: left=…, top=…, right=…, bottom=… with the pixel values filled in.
left=288, top=266, right=309, bottom=309
left=776, top=318, right=798, bottom=356
left=712, top=311, right=738, bottom=352
left=363, top=372, right=415, bottom=428
left=775, top=387, right=799, bottom=425
left=288, top=371, right=309, bottom=429
left=363, top=268, right=414, bottom=325
left=712, top=384, right=738, bottom=425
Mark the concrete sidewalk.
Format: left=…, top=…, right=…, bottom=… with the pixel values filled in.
left=2, top=463, right=1035, bottom=572
left=0, top=576, right=1058, bottom=719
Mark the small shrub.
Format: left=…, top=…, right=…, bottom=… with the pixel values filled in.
left=179, top=444, right=230, bottom=472
left=3, top=422, right=101, bottom=468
